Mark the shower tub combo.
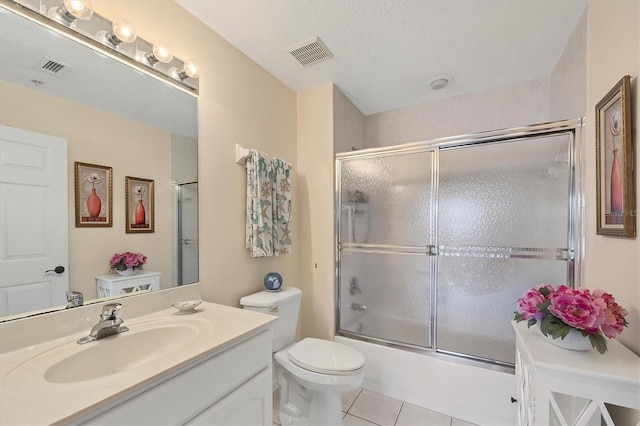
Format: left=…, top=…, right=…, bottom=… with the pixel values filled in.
left=334, top=120, right=583, bottom=425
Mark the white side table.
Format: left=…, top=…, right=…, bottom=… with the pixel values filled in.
left=513, top=321, right=639, bottom=425
left=96, top=271, right=161, bottom=298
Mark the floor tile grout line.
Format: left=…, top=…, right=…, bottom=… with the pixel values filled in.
left=345, top=388, right=364, bottom=414
left=346, top=412, right=383, bottom=426
left=393, top=401, right=405, bottom=426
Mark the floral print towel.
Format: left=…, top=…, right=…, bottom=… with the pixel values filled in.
left=245, top=150, right=292, bottom=257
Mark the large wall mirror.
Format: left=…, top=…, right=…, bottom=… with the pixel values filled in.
left=0, top=5, right=198, bottom=321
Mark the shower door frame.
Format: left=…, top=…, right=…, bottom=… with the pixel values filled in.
left=175, top=178, right=199, bottom=286
left=335, top=118, right=584, bottom=369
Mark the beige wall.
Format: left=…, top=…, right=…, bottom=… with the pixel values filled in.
left=93, top=1, right=299, bottom=308
left=584, top=0, right=639, bottom=355
left=1, top=80, right=173, bottom=299
left=297, top=83, right=336, bottom=340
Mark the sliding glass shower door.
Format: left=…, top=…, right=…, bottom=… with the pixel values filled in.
left=338, top=149, right=434, bottom=348
left=336, top=120, right=581, bottom=366
left=436, top=135, right=571, bottom=364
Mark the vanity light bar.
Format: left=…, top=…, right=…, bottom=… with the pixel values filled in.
left=2, top=0, right=199, bottom=95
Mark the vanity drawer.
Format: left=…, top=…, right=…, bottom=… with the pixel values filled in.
left=78, top=329, right=271, bottom=425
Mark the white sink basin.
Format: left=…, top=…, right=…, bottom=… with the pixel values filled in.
left=5, top=315, right=213, bottom=387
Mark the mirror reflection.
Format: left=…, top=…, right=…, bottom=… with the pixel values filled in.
left=0, top=6, right=198, bottom=320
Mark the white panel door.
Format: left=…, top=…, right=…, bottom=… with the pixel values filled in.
left=0, top=124, right=68, bottom=316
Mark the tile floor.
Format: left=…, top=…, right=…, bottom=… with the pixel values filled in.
left=272, top=387, right=477, bottom=426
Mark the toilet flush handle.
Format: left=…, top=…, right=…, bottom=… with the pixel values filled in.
left=269, top=306, right=279, bottom=313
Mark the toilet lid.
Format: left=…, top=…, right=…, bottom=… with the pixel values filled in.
left=288, top=338, right=365, bottom=375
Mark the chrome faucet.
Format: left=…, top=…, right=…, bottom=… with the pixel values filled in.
left=65, top=290, right=84, bottom=308
left=77, top=303, right=129, bottom=344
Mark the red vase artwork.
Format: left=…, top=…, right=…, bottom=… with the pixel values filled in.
left=610, top=148, right=623, bottom=214
left=87, top=188, right=102, bottom=217
left=135, top=199, right=146, bottom=224
left=607, top=109, right=623, bottom=225
left=86, top=172, right=104, bottom=219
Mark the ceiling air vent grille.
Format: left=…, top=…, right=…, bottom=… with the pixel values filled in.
left=288, top=36, right=333, bottom=67
left=32, top=57, right=73, bottom=77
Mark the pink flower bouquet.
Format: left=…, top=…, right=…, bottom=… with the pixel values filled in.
left=514, top=284, right=628, bottom=354
left=109, top=252, right=147, bottom=273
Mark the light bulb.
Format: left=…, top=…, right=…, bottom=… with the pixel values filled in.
left=148, top=42, right=173, bottom=64
left=182, top=61, right=199, bottom=79
left=60, top=0, right=93, bottom=21
left=111, top=19, right=137, bottom=44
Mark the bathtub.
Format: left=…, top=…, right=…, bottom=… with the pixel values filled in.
left=336, top=316, right=517, bottom=425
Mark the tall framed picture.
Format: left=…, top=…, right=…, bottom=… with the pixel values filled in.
left=125, top=176, right=154, bottom=233
left=596, top=75, right=635, bottom=238
left=75, top=162, right=112, bottom=227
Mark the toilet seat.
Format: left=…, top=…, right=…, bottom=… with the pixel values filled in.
left=287, top=338, right=365, bottom=375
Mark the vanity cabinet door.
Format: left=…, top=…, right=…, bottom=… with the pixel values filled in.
left=187, top=368, right=271, bottom=425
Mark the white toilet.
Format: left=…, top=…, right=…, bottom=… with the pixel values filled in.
left=241, top=286, right=365, bottom=426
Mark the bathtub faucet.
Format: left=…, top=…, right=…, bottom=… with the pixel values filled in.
left=351, top=302, right=367, bottom=312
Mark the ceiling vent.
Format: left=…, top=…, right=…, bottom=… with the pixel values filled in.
left=288, top=36, right=333, bottom=67
left=32, top=57, right=73, bottom=77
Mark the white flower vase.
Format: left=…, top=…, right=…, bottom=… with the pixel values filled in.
left=538, top=324, right=592, bottom=351
left=117, top=267, right=140, bottom=276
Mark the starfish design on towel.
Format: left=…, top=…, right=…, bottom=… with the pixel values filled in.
left=281, top=224, right=291, bottom=239
left=260, top=206, right=270, bottom=220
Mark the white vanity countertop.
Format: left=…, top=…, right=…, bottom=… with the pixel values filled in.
left=0, top=302, right=276, bottom=425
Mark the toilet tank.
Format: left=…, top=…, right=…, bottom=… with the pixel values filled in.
left=240, top=286, right=301, bottom=352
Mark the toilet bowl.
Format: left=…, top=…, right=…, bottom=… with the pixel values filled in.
left=275, top=339, right=365, bottom=426
left=240, top=287, right=366, bottom=426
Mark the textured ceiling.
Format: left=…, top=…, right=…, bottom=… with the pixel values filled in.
left=177, top=0, right=587, bottom=115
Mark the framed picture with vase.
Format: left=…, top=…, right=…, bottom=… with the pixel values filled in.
left=74, top=162, right=112, bottom=227
left=595, top=75, right=635, bottom=238
left=125, top=176, right=154, bottom=233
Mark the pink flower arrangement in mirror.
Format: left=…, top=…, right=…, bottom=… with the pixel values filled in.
left=109, top=251, right=147, bottom=273
left=514, top=284, right=628, bottom=354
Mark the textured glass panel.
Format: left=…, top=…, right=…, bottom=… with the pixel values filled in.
left=339, top=251, right=431, bottom=348
left=436, top=256, right=567, bottom=364
left=439, top=135, right=570, bottom=249
left=340, top=151, right=432, bottom=246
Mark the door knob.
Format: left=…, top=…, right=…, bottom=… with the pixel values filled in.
left=45, top=266, right=65, bottom=274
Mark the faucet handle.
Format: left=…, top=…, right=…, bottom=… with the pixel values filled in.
left=100, top=303, right=122, bottom=320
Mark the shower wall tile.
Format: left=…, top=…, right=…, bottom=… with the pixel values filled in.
left=364, top=78, right=550, bottom=148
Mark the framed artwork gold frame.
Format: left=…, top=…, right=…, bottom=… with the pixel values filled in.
left=125, top=176, right=154, bottom=233
left=74, top=162, right=112, bottom=227
left=595, top=75, right=634, bottom=238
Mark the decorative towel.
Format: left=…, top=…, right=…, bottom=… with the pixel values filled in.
left=245, top=150, right=292, bottom=258
left=271, top=157, right=292, bottom=255
left=245, top=150, right=273, bottom=257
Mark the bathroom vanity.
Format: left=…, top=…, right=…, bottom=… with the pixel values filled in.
left=0, top=294, right=276, bottom=425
